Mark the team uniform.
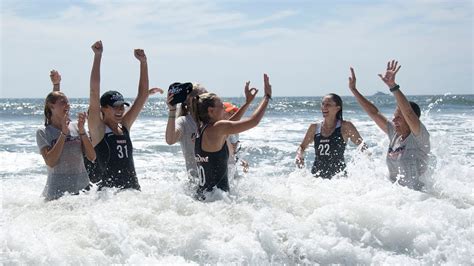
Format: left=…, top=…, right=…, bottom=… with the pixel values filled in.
left=194, top=125, right=229, bottom=195
left=386, top=121, right=430, bottom=191
left=95, top=125, right=140, bottom=190
left=36, top=123, right=90, bottom=200
left=311, top=120, right=346, bottom=179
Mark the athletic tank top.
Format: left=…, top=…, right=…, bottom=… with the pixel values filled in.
left=194, top=125, right=229, bottom=192
left=312, top=120, right=346, bottom=179
left=95, top=125, right=140, bottom=190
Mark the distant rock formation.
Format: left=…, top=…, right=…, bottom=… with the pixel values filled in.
left=373, top=91, right=389, bottom=96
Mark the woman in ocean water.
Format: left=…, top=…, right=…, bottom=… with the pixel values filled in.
left=50, top=69, right=102, bottom=183
left=295, top=93, right=365, bottom=179
left=36, top=86, right=96, bottom=201
left=349, top=61, right=430, bottom=191
left=191, top=74, right=271, bottom=199
left=88, top=40, right=151, bottom=191
left=165, top=81, right=256, bottom=183
left=165, top=83, right=208, bottom=180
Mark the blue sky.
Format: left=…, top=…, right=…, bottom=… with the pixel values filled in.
left=1, top=0, right=472, bottom=98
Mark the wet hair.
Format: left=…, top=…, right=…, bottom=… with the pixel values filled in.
left=179, top=83, right=208, bottom=117
left=190, top=92, right=218, bottom=127
left=409, top=101, right=421, bottom=118
left=327, top=93, right=343, bottom=121
left=43, top=91, right=66, bottom=126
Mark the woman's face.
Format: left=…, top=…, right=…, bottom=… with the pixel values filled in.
left=101, top=104, right=126, bottom=124
left=50, top=96, right=70, bottom=118
left=209, top=97, right=225, bottom=122
left=320, top=95, right=340, bottom=118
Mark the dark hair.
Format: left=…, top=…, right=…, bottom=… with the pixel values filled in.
left=190, top=92, right=218, bottom=127
left=327, top=93, right=343, bottom=121
left=179, top=83, right=208, bottom=117
left=409, top=101, right=421, bottom=118
left=43, top=91, right=66, bottom=126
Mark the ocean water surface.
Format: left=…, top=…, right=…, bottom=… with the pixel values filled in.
left=1, top=94, right=473, bottom=264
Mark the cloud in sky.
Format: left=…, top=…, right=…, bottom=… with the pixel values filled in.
left=1, top=0, right=472, bottom=98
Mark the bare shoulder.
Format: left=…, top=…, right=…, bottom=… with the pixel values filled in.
left=341, top=120, right=356, bottom=129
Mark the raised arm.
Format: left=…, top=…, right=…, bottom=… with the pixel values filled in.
left=50, top=70, right=61, bottom=92
left=295, top=123, right=316, bottom=168
left=378, top=60, right=421, bottom=136
left=122, top=49, right=149, bottom=129
left=165, top=92, right=183, bottom=145
left=349, top=67, right=389, bottom=134
left=88, top=41, right=104, bottom=146
left=229, top=81, right=257, bottom=121
left=214, top=74, right=272, bottom=135
left=77, top=112, right=96, bottom=161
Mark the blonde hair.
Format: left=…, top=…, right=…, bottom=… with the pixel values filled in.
left=43, top=91, right=66, bottom=126
left=190, top=92, right=218, bottom=128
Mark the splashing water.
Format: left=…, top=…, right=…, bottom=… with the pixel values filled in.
left=1, top=96, right=473, bottom=264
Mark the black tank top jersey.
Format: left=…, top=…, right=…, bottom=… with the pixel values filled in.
left=312, top=121, right=346, bottom=179
left=95, top=126, right=140, bottom=190
left=194, top=125, right=229, bottom=192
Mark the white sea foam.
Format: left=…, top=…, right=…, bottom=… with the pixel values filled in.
left=1, top=96, right=473, bottom=264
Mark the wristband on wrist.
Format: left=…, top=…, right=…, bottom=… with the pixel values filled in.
left=389, top=84, right=400, bottom=92
left=169, top=108, right=177, bottom=112
left=79, top=132, right=87, bottom=136
left=168, top=115, right=176, bottom=119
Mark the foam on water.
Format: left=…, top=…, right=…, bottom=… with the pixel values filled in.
left=1, top=96, right=473, bottom=264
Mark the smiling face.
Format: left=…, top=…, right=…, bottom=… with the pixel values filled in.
left=49, top=95, right=70, bottom=120
left=101, top=104, right=126, bottom=125
left=320, top=95, right=341, bottom=119
left=392, top=107, right=410, bottom=135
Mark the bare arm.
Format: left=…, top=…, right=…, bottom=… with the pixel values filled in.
left=122, top=49, right=149, bottom=130
left=40, top=113, right=70, bottom=167
left=77, top=112, right=96, bottom=161
left=342, top=120, right=368, bottom=151
left=50, top=70, right=61, bottom=92
left=213, top=74, right=272, bottom=136
left=229, top=81, right=257, bottom=121
left=378, top=60, right=421, bottom=136
left=165, top=93, right=183, bottom=145
left=88, top=41, right=104, bottom=146
left=295, top=123, right=316, bottom=168
left=349, top=67, right=388, bottom=134
left=40, top=135, right=67, bottom=167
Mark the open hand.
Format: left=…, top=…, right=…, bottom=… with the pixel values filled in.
left=77, top=112, right=87, bottom=134
left=378, top=60, right=401, bottom=88
left=263, top=73, right=272, bottom=98
left=349, top=67, right=357, bottom=91
left=61, top=113, right=71, bottom=135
